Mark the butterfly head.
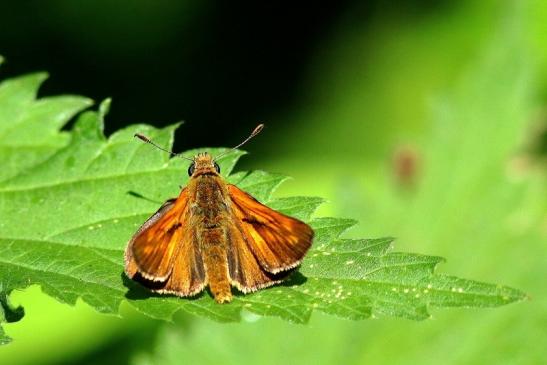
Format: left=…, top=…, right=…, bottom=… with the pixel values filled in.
left=188, top=152, right=220, bottom=177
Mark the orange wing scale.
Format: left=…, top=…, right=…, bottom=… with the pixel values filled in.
left=226, top=219, right=286, bottom=293
left=227, top=184, right=314, bottom=276
left=124, top=189, right=205, bottom=296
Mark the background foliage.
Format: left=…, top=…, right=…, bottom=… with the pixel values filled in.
left=0, top=1, right=545, bottom=364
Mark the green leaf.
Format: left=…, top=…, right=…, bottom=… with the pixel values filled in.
left=0, top=73, right=93, bottom=183
left=0, top=73, right=526, bottom=342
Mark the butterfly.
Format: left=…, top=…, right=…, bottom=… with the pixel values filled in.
left=124, top=124, right=314, bottom=303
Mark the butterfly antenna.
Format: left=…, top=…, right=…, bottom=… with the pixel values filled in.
left=134, top=133, right=194, bottom=161
left=214, top=123, right=264, bottom=160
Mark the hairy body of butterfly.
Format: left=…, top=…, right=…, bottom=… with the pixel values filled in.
left=124, top=152, right=314, bottom=303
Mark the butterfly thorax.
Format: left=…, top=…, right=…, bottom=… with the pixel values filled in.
left=188, top=153, right=231, bottom=228
left=189, top=175, right=230, bottom=228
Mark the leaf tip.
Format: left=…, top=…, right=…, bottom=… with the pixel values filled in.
left=173, top=120, right=185, bottom=128
left=99, top=98, right=112, bottom=118
left=32, top=71, right=50, bottom=84
left=508, top=287, right=529, bottom=303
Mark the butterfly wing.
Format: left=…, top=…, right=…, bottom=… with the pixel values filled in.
left=125, top=197, right=181, bottom=281
left=124, top=188, right=206, bottom=296
left=225, top=220, right=287, bottom=293
left=227, top=184, right=314, bottom=275
left=154, top=225, right=206, bottom=296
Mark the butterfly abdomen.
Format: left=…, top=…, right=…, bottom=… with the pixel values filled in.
left=201, top=227, right=232, bottom=303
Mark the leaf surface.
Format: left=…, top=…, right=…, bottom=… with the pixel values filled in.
left=0, top=74, right=526, bottom=343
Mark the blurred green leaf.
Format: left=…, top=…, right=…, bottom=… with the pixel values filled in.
left=261, top=2, right=545, bottom=365
left=0, top=72, right=526, bottom=343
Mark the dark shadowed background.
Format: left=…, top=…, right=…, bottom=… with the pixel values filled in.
left=1, top=1, right=363, bottom=150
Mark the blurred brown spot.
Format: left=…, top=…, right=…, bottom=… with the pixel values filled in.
left=392, top=145, right=421, bottom=190
left=506, top=115, right=547, bottom=180
left=526, top=117, right=547, bottom=159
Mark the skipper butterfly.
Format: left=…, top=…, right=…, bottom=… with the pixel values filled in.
left=124, top=125, right=314, bottom=303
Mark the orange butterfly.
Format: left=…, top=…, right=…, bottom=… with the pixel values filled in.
left=124, top=125, right=314, bottom=303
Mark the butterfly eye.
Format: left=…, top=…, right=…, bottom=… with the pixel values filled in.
left=187, top=162, right=195, bottom=176
left=214, top=162, right=221, bottom=174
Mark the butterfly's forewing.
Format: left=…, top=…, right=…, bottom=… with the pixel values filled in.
left=125, top=188, right=206, bottom=296
left=125, top=188, right=190, bottom=282
left=227, top=184, right=314, bottom=275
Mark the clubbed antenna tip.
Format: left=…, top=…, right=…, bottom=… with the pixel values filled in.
left=134, top=132, right=193, bottom=161
left=134, top=133, right=151, bottom=143
left=214, top=123, right=265, bottom=160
